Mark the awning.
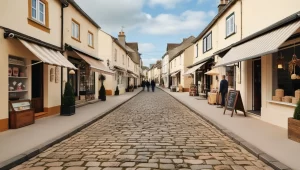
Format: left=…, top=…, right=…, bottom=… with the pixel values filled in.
left=19, top=39, right=76, bottom=69
left=215, top=21, right=300, bottom=67
left=128, top=73, right=137, bottom=78
left=73, top=51, right=114, bottom=75
left=205, top=68, right=219, bottom=76
left=170, top=70, right=180, bottom=77
left=184, top=61, right=207, bottom=76
left=114, top=65, right=126, bottom=73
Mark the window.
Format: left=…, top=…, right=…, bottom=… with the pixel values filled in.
left=122, top=55, right=125, bottom=65
left=196, top=44, right=199, bottom=58
left=226, top=13, right=235, bottom=37
left=28, top=0, right=49, bottom=32
left=88, top=31, right=93, bottom=47
left=203, top=32, right=212, bottom=53
left=31, top=0, right=45, bottom=24
left=174, top=59, right=176, bottom=67
left=128, top=57, right=130, bottom=67
left=114, top=49, right=117, bottom=61
left=72, top=19, right=80, bottom=41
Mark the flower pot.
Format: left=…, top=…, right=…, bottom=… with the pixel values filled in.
left=60, top=105, right=75, bottom=116
left=288, top=118, right=300, bottom=143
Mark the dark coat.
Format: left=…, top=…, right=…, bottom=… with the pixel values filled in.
left=146, top=81, right=150, bottom=87
left=141, top=81, right=145, bottom=87
left=151, top=80, right=155, bottom=87
left=219, top=79, right=228, bottom=93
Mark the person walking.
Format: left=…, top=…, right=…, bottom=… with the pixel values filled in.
left=141, top=80, right=145, bottom=91
left=151, top=79, right=156, bottom=92
left=146, top=80, right=150, bottom=92
left=218, top=75, right=228, bottom=108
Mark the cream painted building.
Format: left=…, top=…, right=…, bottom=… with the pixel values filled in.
left=187, top=0, right=300, bottom=129
left=63, top=0, right=113, bottom=102
left=162, top=43, right=180, bottom=88
left=169, top=37, right=195, bottom=92
left=0, top=0, right=76, bottom=132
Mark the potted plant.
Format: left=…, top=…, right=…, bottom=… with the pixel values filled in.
left=115, top=86, right=119, bottom=96
left=61, top=81, right=75, bottom=116
left=99, top=75, right=106, bottom=101
left=288, top=100, right=300, bottom=143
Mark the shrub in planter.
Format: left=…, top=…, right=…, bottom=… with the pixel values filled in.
left=288, top=100, right=300, bottom=143
left=115, top=86, right=119, bottom=96
left=61, top=81, right=75, bottom=116
left=99, top=75, right=106, bottom=101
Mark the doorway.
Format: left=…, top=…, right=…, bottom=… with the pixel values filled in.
left=31, top=61, right=44, bottom=113
left=252, top=58, right=262, bottom=115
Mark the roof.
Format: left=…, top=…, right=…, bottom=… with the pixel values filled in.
left=67, top=0, right=101, bottom=28
left=167, top=43, right=180, bottom=51
left=192, top=0, right=238, bottom=43
left=142, top=66, right=149, bottom=70
left=169, top=36, right=195, bottom=61
left=126, top=45, right=140, bottom=64
left=156, top=60, right=162, bottom=69
left=127, top=43, right=139, bottom=52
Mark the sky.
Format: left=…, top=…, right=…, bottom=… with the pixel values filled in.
left=75, top=0, right=219, bottom=67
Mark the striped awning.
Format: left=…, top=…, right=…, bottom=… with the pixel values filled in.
left=73, top=51, right=114, bottom=75
left=184, top=61, right=207, bottom=76
left=19, top=39, right=77, bottom=69
left=170, top=70, right=180, bottom=77
left=215, top=21, right=300, bottom=67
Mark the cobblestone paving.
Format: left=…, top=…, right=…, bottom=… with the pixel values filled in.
left=13, top=89, right=273, bottom=170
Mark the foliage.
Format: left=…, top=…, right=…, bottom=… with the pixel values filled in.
left=115, top=86, right=119, bottom=96
left=294, top=100, right=300, bottom=120
left=63, top=81, right=75, bottom=107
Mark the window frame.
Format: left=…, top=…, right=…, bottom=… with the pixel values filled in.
left=28, top=0, right=49, bottom=33
left=203, top=32, right=212, bottom=53
left=196, top=44, right=199, bottom=58
left=71, top=19, right=81, bottom=42
left=226, top=12, right=235, bottom=38
left=88, top=31, right=94, bottom=48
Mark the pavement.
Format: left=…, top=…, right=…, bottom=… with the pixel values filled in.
left=0, top=89, right=142, bottom=170
left=11, top=89, right=272, bottom=170
left=159, top=87, right=300, bottom=170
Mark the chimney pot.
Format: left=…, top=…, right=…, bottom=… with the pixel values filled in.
left=218, top=0, right=229, bottom=12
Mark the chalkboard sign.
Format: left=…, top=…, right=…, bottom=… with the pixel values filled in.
left=223, top=90, right=246, bottom=117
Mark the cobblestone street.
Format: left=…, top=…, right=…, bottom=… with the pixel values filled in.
left=13, top=89, right=273, bottom=170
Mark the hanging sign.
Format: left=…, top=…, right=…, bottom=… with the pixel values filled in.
left=223, top=90, right=246, bottom=117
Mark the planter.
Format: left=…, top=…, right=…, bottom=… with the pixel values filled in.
left=288, top=118, right=300, bottom=143
left=61, top=105, right=75, bottom=116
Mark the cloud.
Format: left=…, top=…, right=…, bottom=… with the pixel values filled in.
left=148, top=0, right=190, bottom=9
left=197, top=0, right=207, bottom=4
left=139, top=43, right=156, bottom=53
left=140, top=10, right=216, bottom=35
left=75, top=0, right=149, bottom=33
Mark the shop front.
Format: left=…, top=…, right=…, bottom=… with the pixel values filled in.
left=1, top=29, right=77, bottom=131
left=113, top=66, right=127, bottom=94
left=215, top=18, right=300, bottom=128
left=65, top=44, right=114, bottom=103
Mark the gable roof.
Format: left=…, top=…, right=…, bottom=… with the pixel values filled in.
left=67, top=0, right=101, bottom=28
left=167, top=43, right=180, bottom=51
left=127, top=43, right=139, bottom=52
left=169, top=36, right=195, bottom=61
left=126, top=44, right=140, bottom=64
left=192, top=0, right=238, bottom=43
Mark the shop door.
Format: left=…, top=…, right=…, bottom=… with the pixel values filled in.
left=253, top=58, right=262, bottom=113
left=31, top=61, right=44, bottom=113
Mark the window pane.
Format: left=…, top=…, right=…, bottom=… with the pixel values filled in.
left=32, top=8, right=37, bottom=18
left=39, top=2, right=45, bottom=23
left=32, top=0, right=37, bottom=8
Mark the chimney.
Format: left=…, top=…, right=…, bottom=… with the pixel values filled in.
left=218, top=0, right=229, bottom=12
left=118, top=30, right=126, bottom=47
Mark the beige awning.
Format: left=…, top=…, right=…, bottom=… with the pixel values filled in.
left=215, top=21, right=300, bottom=67
left=73, top=51, right=114, bottom=75
left=205, top=68, right=219, bottom=76
left=171, top=70, right=180, bottom=77
left=19, top=39, right=77, bottom=69
left=128, top=73, right=137, bottom=78
left=184, top=61, right=207, bottom=76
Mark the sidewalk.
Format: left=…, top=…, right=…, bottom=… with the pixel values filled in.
left=160, top=87, right=300, bottom=170
left=0, top=89, right=141, bottom=169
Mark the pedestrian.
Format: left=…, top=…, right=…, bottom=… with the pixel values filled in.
left=141, top=80, right=145, bottom=91
left=218, top=75, right=228, bottom=108
left=146, top=80, right=150, bottom=92
left=151, top=79, right=156, bottom=92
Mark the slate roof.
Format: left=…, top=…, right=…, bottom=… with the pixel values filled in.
left=169, top=36, right=195, bottom=62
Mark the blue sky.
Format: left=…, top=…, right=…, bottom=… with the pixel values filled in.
left=75, top=0, right=218, bottom=67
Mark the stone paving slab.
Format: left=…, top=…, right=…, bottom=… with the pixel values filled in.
left=10, top=90, right=273, bottom=170
left=159, top=88, right=294, bottom=170
left=0, top=89, right=142, bottom=170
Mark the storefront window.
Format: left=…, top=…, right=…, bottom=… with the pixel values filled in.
left=273, top=46, right=300, bottom=97
left=79, top=64, right=95, bottom=94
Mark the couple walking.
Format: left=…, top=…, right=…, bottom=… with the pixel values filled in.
left=141, top=80, right=156, bottom=92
